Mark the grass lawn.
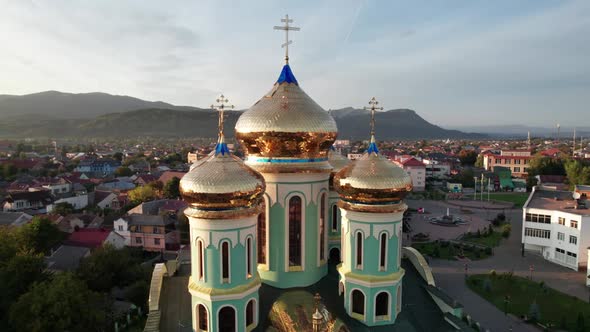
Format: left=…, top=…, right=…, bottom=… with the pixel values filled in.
left=467, top=274, right=590, bottom=331
left=463, top=231, right=503, bottom=247
left=466, top=192, right=529, bottom=208
left=412, top=241, right=491, bottom=260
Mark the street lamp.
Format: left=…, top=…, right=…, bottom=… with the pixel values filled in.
left=473, top=176, right=478, bottom=200
left=529, top=264, right=534, bottom=280
left=504, top=295, right=511, bottom=315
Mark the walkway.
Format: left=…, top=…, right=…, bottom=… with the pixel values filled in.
left=406, top=199, right=590, bottom=331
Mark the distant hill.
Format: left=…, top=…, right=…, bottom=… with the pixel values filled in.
left=0, top=91, right=483, bottom=139
left=0, top=91, right=206, bottom=119
left=330, top=107, right=482, bottom=139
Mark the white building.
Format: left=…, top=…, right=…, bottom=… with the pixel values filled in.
left=394, top=157, right=426, bottom=192
left=522, top=186, right=590, bottom=270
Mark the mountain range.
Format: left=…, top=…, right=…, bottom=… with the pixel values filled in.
left=0, top=91, right=483, bottom=139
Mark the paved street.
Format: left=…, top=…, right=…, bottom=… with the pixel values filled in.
left=405, top=199, right=590, bottom=331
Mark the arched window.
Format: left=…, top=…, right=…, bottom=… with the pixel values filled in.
left=356, top=232, right=363, bottom=269
left=375, top=292, right=389, bottom=318
left=221, top=241, right=230, bottom=283
left=197, top=239, right=205, bottom=280
left=257, top=201, right=266, bottom=264
left=288, top=196, right=302, bottom=267
left=246, top=237, right=252, bottom=278
left=197, top=304, right=208, bottom=331
left=246, top=299, right=255, bottom=327
left=332, top=205, right=338, bottom=231
left=319, top=193, right=326, bottom=261
left=379, top=233, right=387, bottom=270
left=218, top=306, right=236, bottom=332
left=352, top=289, right=365, bottom=316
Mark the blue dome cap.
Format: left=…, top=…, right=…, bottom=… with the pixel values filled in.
left=367, top=135, right=379, bottom=154
left=214, top=141, right=230, bottom=156
left=277, top=64, right=298, bottom=85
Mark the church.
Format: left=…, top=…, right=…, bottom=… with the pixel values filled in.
left=171, top=16, right=455, bottom=332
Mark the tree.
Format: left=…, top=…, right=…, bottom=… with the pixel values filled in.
left=52, top=202, right=74, bottom=216
left=163, top=177, right=181, bottom=199
left=17, top=217, right=64, bottom=254
left=475, top=154, right=484, bottom=168
left=77, top=245, right=147, bottom=293
left=114, top=166, right=133, bottom=177
left=459, top=150, right=478, bottom=166
left=128, top=185, right=157, bottom=203
left=564, top=159, right=590, bottom=188
left=112, top=152, right=124, bottom=163
left=577, top=312, right=585, bottom=332
left=9, top=273, right=110, bottom=332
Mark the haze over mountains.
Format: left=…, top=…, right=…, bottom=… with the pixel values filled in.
left=0, top=91, right=483, bottom=139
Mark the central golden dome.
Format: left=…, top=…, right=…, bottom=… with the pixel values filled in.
left=235, top=65, right=337, bottom=171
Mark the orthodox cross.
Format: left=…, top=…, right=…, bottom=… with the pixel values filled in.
left=274, top=14, right=300, bottom=64
left=364, top=97, right=383, bottom=138
left=211, top=94, right=234, bottom=141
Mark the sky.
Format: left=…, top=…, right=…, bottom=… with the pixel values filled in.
left=0, top=0, right=589, bottom=127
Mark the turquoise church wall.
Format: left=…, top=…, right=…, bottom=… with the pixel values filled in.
left=191, top=291, right=259, bottom=332
left=341, top=281, right=402, bottom=326
left=258, top=180, right=329, bottom=288
left=328, top=191, right=341, bottom=256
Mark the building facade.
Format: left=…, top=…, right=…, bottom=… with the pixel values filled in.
left=483, top=149, right=533, bottom=178
left=522, top=186, right=590, bottom=270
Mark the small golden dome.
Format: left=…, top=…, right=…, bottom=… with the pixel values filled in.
left=180, top=142, right=265, bottom=212
left=235, top=65, right=337, bottom=168
left=328, top=147, right=350, bottom=190
left=334, top=141, right=412, bottom=206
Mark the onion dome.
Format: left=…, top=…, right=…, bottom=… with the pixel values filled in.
left=234, top=64, right=338, bottom=172
left=328, top=146, right=350, bottom=190
left=180, top=95, right=265, bottom=218
left=334, top=98, right=412, bottom=212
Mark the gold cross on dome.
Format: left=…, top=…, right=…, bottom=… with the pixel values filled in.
left=274, top=14, right=300, bottom=64
left=211, top=94, right=234, bottom=141
left=363, top=97, right=384, bottom=137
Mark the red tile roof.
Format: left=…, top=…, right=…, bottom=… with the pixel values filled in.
left=158, top=171, right=186, bottom=184
left=66, top=228, right=111, bottom=248
left=401, top=157, right=425, bottom=167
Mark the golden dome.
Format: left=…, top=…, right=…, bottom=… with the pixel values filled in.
left=334, top=139, right=412, bottom=207
left=180, top=141, right=265, bottom=215
left=328, top=147, right=350, bottom=190
left=235, top=65, right=337, bottom=170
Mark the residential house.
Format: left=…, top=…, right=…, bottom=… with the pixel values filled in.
left=115, top=213, right=179, bottom=251
left=158, top=171, right=186, bottom=186
left=45, top=245, right=91, bottom=272
left=2, top=190, right=53, bottom=213
left=134, top=174, right=158, bottom=186
left=522, top=186, right=590, bottom=271
left=483, top=149, right=533, bottom=178
left=0, top=211, right=34, bottom=227
left=536, top=175, right=568, bottom=191
left=66, top=228, right=126, bottom=249
left=74, top=158, right=121, bottom=176
left=94, top=190, right=121, bottom=210
left=395, top=157, right=426, bottom=192
left=46, top=193, right=89, bottom=213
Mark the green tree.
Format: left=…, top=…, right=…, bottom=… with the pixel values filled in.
left=2, top=163, right=17, bottom=179
left=51, top=202, right=75, bottom=216
left=112, top=152, right=124, bottom=163
left=128, top=185, right=157, bottom=203
left=77, top=245, right=146, bottom=292
left=564, top=159, right=590, bottom=188
left=114, top=166, right=133, bottom=177
left=459, top=150, right=478, bottom=166
left=17, top=217, right=64, bottom=254
left=9, top=273, right=110, bottom=332
left=475, top=154, right=484, bottom=168
left=163, top=177, right=181, bottom=199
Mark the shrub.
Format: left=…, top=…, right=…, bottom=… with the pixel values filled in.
left=489, top=270, right=497, bottom=277
left=474, top=248, right=481, bottom=259
left=476, top=229, right=481, bottom=238
left=440, top=240, right=450, bottom=248
left=577, top=312, right=585, bottom=332
left=432, top=245, right=441, bottom=258
left=485, top=247, right=493, bottom=255
left=497, top=213, right=506, bottom=222
left=483, top=278, right=492, bottom=292
left=502, top=224, right=511, bottom=238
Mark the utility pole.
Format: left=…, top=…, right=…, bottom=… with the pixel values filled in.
left=573, top=128, right=577, bottom=157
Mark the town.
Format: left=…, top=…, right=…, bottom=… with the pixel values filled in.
left=1, top=132, right=589, bottom=331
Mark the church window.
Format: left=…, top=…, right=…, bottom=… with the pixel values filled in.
left=356, top=232, right=363, bottom=269
left=375, top=292, right=389, bottom=318
left=289, top=196, right=302, bottom=267
left=218, top=306, right=236, bottom=332
left=246, top=299, right=255, bottom=327
left=379, top=233, right=387, bottom=270
left=246, top=237, right=252, bottom=278
left=332, top=205, right=338, bottom=231
left=221, top=241, right=230, bottom=283
left=197, top=304, right=208, bottom=331
left=198, top=239, right=205, bottom=280
left=257, top=201, right=266, bottom=264
left=320, top=193, right=326, bottom=261
left=352, top=289, right=365, bottom=316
